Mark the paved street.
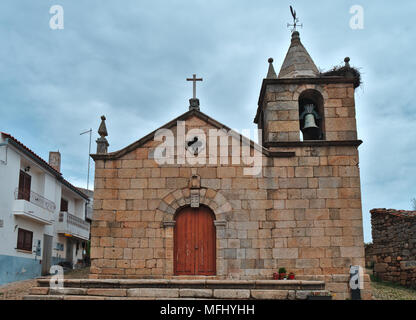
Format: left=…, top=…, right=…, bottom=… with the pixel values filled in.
left=0, top=267, right=90, bottom=300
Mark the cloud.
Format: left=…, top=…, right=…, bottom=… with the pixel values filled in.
left=1, top=1, right=415, bottom=242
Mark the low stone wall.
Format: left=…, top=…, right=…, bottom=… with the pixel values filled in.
left=371, top=209, right=416, bottom=288
left=364, top=243, right=376, bottom=268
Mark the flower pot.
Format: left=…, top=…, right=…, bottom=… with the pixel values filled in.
left=288, top=273, right=295, bottom=280
left=273, top=272, right=279, bottom=280
left=279, top=273, right=286, bottom=280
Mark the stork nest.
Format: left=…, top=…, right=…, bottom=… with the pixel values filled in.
left=320, top=65, right=362, bottom=88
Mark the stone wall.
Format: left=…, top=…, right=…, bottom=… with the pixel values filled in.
left=371, top=209, right=416, bottom=288
left=89, top=115, right=371, bottom=299
left=364, top=243, right=376, bottom=268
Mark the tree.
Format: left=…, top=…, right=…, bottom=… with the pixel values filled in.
left=412, top=198, right=416, bottom=210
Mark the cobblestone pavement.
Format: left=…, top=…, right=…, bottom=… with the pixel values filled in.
left=0, top=267, right=90, bottom=300
left=0, top=278, right=40, bottom=300
left=371, top=281, right=416, bottom=300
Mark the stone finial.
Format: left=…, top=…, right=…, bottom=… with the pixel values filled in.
left=98, top=115, right=108, bottom=137
left=266, top=58, right=277, bottom=79
left=344, top=57, right=351, bottom=68
left=291, top=30, right=301, bottom=42
left=189, top=98, right=200, bottom=111
left=344, top=57, right=355, bottom=79
left=96, top=115, right=109, bottom=154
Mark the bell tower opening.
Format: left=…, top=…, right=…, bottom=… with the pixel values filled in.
left=298, top=89, right=325, bottom=141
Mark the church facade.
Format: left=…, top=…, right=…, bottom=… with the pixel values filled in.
left=89, top=31, right=371, bottom=300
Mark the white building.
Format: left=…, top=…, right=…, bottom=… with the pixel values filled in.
left=0, top=132, right=90, bottom=285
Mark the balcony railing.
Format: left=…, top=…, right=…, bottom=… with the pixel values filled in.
left=59, top=211, right=89, bottom=231
left=58, top=211, right=90, bottom=240
left=14, top=188, right=56, bottom=212
left=85, top=205, right=93, bottom=220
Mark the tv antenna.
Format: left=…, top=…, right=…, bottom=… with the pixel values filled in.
left=80, top=128, right=92, bottom=190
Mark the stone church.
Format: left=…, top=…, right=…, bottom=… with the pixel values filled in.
left=89, top=31, right=371, bottom=299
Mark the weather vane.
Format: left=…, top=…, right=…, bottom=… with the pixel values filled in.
left=287, top=5, right=303, bottom=32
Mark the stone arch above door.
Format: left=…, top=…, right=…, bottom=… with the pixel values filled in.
left=157, top=188, right=231, bottom=227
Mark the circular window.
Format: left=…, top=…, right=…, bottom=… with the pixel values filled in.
left=185, top=136, right=204, bottom=155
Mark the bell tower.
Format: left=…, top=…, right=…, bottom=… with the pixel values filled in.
left=252, top=22, right=370, bottom=299
left=254, top=31, right=360, bottom=146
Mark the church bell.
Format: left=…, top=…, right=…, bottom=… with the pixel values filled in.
left=300, top=104, right=320, bottom=139
left=303, top=113, right=318, bottom=130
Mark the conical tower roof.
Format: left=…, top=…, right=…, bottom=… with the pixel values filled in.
left=278, top=31, right=319, bottom=78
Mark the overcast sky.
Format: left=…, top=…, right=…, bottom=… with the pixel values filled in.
left=1, top=1, right=415, bottom=242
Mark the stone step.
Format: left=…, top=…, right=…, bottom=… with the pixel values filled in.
left=36, top=278, right=325, bottom=290
left=25, top=279, right=331, bottom=300
left=24, top=287, right=329, bottom=300
left=24, top=295, right=220, bottom=300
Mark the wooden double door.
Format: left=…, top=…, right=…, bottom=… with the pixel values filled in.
left=174, top=206, right=216, bottom=275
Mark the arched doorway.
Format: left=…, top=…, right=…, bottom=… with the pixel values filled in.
left=174, top=205, right=216, bottom=275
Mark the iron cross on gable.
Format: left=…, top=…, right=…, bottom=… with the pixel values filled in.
left=186, top=74, right=203, bottom=99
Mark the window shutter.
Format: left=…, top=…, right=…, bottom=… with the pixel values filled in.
left=24, top=173, right=31, bottom=201
left=24, top=231, right=33, bottom=251
left=60, top=198, right=68, bottom=212
left=17, top=229, right=24, bottom=249
left=17, top=228, right=33, bottom=251
left=18, top=171, right=25, bottom=199
left=18, top=171, right=31, bottom=201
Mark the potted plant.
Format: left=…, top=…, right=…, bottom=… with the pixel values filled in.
left=278, top=267, right=287, bottom=280
left=288, top=272, right=295, bottom=280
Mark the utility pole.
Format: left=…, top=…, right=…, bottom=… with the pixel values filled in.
left=80, top=129, right=92, bottom=190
